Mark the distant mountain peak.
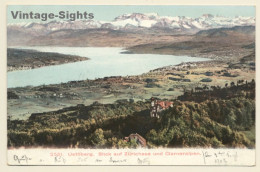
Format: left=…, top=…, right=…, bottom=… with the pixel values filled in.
left=114, top=12, right=159, bottom=21
left=202, top=14, right=214, bottom=18
left=8, top=13, right=255, bottom=34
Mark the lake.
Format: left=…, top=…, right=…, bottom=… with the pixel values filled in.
left=8, top=47, right=209, bottom=88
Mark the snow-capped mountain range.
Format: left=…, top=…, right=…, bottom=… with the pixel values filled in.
left=8, top=13, right=255, bottom=34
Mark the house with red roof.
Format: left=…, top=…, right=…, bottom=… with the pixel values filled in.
left=150, top=97, right=173, bottom=118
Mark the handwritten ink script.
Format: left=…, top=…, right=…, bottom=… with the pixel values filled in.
left=137, top=157, right=150, bottom=165
left=13, top=155, right=32, bottom=164
left=109, top=157, right=127, bottom=163
left=202, top=150, right=238, bottom=165
left=54, top=156, right=66, bottom=164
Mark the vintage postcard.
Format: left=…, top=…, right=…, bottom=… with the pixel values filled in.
left=4, top=2, right=256, bottom=166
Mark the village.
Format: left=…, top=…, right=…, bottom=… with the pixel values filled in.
left=8, top=58, right=255, bottom=129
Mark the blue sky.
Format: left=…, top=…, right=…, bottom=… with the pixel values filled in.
left=7, top=5, right=255, bottom=23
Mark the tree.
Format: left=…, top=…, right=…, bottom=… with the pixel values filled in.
left=128, top=138, right=138, bottom=148
left=146, top=129, right=158, bottom=146
left=107, top=137, right=118, bottom=148
left=221, top=126, right=233, bottom=144
left=117, top=139, right=129, bottom=148
left=90, top=128, right=106, bottom=148
left=224, top=111, right=236, bottom=129
left=210, top=137, right=223, bottom=148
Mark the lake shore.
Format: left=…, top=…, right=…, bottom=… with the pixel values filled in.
left=7, top=48, right=89, bottom=72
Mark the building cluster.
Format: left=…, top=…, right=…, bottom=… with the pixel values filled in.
left=150, top=97, right=173, bottom=118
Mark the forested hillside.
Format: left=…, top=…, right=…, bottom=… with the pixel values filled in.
left=8, top=81, right=255, bottom=148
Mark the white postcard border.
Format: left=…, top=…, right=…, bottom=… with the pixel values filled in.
left=1, top=0, right=259, bottom=171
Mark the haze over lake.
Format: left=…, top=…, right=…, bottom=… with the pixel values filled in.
left=8, top=47, right=209, bottom=88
